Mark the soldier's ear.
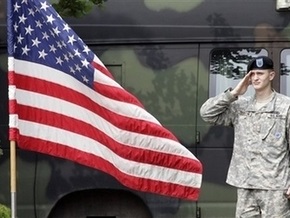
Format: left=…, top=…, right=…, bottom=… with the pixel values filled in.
left=269, top=70, right=275, bottom=81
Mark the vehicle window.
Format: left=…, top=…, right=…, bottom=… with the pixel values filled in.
left=280, top=49, right=290, bottom=96
left=209, top=48, right=268, bottom=97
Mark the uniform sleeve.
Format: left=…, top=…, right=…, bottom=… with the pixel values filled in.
left=286, top=108, right=290, bottom=149
left=200, top=89, right=238, bottom=126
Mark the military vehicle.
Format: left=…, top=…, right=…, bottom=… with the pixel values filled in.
left=0, top=0, right=290, bottom=217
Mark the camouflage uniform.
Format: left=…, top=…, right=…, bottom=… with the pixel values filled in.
left=200, top=90, right=290, bottom=217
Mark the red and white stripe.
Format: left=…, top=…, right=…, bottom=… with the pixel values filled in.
left=8, top=57, right=202, bottom=200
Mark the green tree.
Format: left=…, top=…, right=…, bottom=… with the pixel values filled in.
left=51, top=0, right=107, bottom=17
left=0, top=204, right=11, bottom=218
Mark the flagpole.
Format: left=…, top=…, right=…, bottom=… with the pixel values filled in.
left=10, top=140, right=17, bottom=218
left=7, top=0, right=17, bottom=215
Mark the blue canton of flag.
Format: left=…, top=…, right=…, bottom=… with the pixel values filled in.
left=10, top=0, right=94, bottom=88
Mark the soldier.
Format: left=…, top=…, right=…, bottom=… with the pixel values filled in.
left=200, top=56, right=290, bottom=217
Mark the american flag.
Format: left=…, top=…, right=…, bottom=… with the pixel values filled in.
left=7, top=0, right=202, bottom=200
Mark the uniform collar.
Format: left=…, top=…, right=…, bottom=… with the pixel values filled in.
left=246, top=90, right=276, bottom=112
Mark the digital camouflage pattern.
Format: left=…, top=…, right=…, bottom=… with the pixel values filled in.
left=236, top=189, right=290, bottom=218
left=200, top=90, right=290, bottom=217
left=200, top=90, right=290, bottom=189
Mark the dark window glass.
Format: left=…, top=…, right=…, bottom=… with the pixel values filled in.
left=209, top=48, right=268, bottom=97
left=280, top=49, right=290, bottom=96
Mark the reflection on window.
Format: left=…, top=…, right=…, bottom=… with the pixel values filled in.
left=209, top=48, right=267, bottom=97
left=280, top=49, right=290, bottom=96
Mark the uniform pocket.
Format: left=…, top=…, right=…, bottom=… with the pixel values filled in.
left=261, top=116, right=285, bottom=146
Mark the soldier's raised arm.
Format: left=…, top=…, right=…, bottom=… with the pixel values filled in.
left=200, top=71, right=252, bottom=126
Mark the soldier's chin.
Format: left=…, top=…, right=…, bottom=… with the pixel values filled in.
left=252, top=84, right=261, bottom=90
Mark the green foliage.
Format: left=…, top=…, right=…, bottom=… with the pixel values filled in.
left=0, top=204, right=11, bottom=218
left=51, top=0, right=107, bottom=18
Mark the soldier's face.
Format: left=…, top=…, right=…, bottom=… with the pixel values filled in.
left=249, top=69, right=275, bottom=91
